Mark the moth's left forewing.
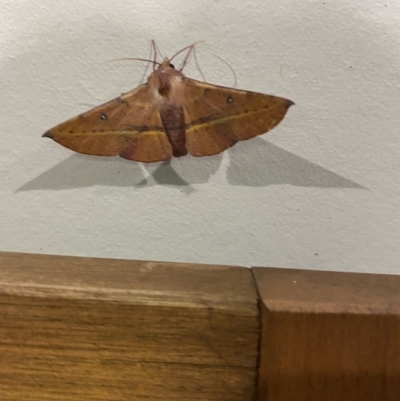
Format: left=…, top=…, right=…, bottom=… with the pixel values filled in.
left=43, top=84, right=173, bottom=162
left=182, top=78, right=293, bottom=156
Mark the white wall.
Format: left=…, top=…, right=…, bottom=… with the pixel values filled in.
left=1, top=0, right=399, bottom=273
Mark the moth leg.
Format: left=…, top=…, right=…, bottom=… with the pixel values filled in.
left=179, top=45, right=194, bottom=72
left=151, top=40, right=158, bottom=71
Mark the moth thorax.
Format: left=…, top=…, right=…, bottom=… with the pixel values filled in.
left=148, top=69, right=184, bottom=105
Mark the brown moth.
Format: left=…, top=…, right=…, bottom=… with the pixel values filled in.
left=43, top=42, right=294, bottom=163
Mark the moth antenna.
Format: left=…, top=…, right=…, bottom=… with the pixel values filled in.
left=106, top=57, right=161, bottom=66
left=169, top=40, right=205, bottom=63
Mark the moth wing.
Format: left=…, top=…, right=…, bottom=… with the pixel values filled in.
left=183, top=78, right=293, bottom=157
left=43, top=84, right=172, bottom=163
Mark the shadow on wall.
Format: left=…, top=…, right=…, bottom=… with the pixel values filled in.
left=18, top=137, right=363, bottom=191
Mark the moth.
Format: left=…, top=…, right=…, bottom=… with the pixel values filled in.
left=43, top=42, right=294, bottom=163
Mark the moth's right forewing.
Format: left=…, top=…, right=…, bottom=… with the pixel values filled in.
left=182, top=78, right=293, bottom=156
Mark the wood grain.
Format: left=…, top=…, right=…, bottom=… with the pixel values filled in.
left=0, top=251, right=259, bottom=401
left=252, top=267, right=400, bottom=401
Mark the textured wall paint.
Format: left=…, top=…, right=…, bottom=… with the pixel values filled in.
left=1, top=1, right=399, bottom=273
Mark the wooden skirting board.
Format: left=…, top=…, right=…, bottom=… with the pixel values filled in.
left=0, top=251, right=399, bottom=400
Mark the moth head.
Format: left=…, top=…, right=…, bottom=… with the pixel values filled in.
left=148, top=58, right=183, bottom=87
left=159, top=57, right=175, bottom=70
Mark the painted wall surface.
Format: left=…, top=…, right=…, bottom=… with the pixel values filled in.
left=1, top=1, right=399, bottom=273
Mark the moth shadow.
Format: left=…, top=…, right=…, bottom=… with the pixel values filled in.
left=17, top=153, right=223, bottom=192
left=227, top=138, right=364, bottom=188
left=18, top=139, right=362, bottom=191
left=142, top=155, right=222, bottom=191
